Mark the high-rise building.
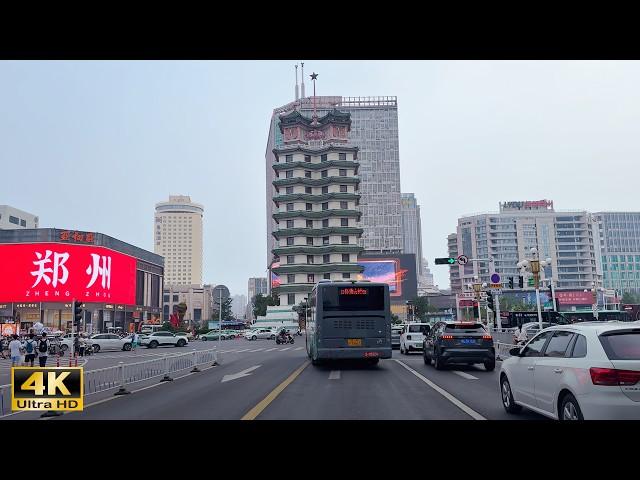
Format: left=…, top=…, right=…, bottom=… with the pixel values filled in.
left=0, top=205, right=38, bottom=230
left=266, top=95, right=402, bottom=268
left=594, top=212, right=640, bottom=294
left=448, top=200, right=603, bottom=293
left=270, top=106, right=363, bottom=306
left=401, top=193, right=423, bottom=275
left=154, top=195, right=204, bottom=286
left=247, top=277, right=269, bottom=321
left=447, top=233, right=462, bottom=293
left=231, top=294, right=247, bottom=319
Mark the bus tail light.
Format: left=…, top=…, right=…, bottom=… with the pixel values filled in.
left=441, top=335, right=453, bottom=340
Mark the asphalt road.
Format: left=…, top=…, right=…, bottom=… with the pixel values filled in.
left=1, top=338, right=550, bottom=421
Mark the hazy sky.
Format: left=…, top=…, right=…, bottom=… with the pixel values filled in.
left=1, top=60, right=639, bottom=296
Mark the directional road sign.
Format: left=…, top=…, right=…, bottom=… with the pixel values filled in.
left=490, top=273, right=501, bottom=283
left=457, top=255, right=469, bottom=265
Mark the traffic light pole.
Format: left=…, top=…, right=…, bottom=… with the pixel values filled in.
left=495, top=294, right=501, bottom=330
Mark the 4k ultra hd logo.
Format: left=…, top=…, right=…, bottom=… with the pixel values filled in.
left=11, top=367, right=83, bottom=412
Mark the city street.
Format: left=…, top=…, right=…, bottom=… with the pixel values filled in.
left=1, top=337, right=548, bottom=420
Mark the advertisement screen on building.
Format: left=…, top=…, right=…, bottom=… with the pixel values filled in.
left=0, top=243, right=137, bottom=305
left=271, top=262, right=281, bottom=289
left=356, top=253, right=417, bottom=302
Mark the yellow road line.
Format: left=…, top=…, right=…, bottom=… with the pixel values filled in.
left=241, top=360, right=309, bottom=420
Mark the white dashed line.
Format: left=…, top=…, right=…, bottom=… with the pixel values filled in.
left=264, top=348, right=277, bottom=352
left=235, top=349, right=251, bottom=353
left=328, top=370, right=341, bottom=380
left=452, top=371, right=479, bottom=380
left=248, top=348, right=265, bottom=352
left=279, top=347, right=292, bottom=351
left=293, top=347, right=303, bottom=351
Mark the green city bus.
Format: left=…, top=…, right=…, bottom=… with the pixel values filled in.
left=306, top=281, right=392, bottom=366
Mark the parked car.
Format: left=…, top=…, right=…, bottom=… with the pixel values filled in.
left=59, top=334, right=92, bottom=353
left=424, top=321, right=495, bottom=371
left=518, top=322, right=555, bottom=342
left=399, top=323, right=430, bottom=354
left=139, top=331, right=189, bottom=348
left=90, top=333, right=132, bottom=352
left=499, top=322, right=640, bottom=420
left=244, top=328, right=277, bottom=341
left=200, top=330, right=235, bottom=341
left=391, top=326, right=403, bottom=349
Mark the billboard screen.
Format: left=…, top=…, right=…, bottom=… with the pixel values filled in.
left=357, top=253, right=417, bottom=302
left=0, top=243, right=137, bottom=305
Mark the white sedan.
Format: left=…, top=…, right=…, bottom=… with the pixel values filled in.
left=139, top=331, right=189, bottom=348
left=244, top=328, right=276, bottom=341
left=90, top=333, right=132, bottom=352
left=500, top=322, right=640, bottom=420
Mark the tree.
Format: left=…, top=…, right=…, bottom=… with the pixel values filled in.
left=622, top=292, right=639, bottom=304
left=212, top=297, right=234, bottom=321
left=251, top=292, right=280, bottom=318
left=391, top=313, right=401, bottom=324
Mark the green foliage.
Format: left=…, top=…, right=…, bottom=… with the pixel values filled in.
left=622, top=292, right=639, bottom=304
left=391, top=314, right=401, bottom=324
left=252, top=292, right=280, bottom=318
left=212, top=297, right=234, bottom=321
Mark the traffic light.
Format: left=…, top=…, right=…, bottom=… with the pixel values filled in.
left=518, top=276, right=524, bottom=288
left=548, top=284, right=553, bottom=299
left=473, top=304, right=479, bottom=318
left=508, top=277, right=514, bottom=289
left=73, top=300, right=83, bottom=326
left=486, top=291, right=494, bottom=310
left=435, top=257, right=456, bottom=265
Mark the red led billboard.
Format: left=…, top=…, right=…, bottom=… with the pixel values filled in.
left=0, top=243, right=137, bottom=305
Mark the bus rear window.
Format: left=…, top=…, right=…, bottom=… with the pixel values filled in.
left=322, top=286, right=385, bottom=311
left=445, top=323, right=484, bottom=331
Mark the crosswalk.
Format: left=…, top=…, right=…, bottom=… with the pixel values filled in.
left=219, top=346, right=303, bottom=354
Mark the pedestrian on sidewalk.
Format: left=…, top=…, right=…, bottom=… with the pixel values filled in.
left=131, top=332, right=139, bottom=352
left=9, top=335, right=22, bottom=367
left=23, top=333, right=37, bottom=367
left=38, top=333, right=50, bottom=367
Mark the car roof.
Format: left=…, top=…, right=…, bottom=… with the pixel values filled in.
left=543, top=322, right=640, bottom=334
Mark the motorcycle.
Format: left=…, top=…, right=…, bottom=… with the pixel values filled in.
left=275, top=333, right=294, bottom=345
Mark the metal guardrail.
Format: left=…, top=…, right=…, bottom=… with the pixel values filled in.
left=0, top=348, right=219, bottom=416
left=495, top=342, right=522, bottom=361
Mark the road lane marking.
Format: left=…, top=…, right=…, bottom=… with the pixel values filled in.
left=248, top=348, right=265, bottom=352
left=293, top=347, right=303, bottom=351
left=328, top=370, right=341, bottom=380
left=279, top=347, right=292, bottom=351
left=393, top=360, right=486, bottom=420
left=235, top=349, right=251, bottom=353
left=264, top=348, right=277, bottom=352
left=221, top=365, right=261, bottom=383
left=241, top=360, right=310, bottom=420
left=453, top=371, right=479, bottom=380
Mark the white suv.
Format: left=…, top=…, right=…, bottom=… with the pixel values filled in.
left=139, top=331, right=189, bottom=348
left=244, top=328, right=276, bottom=341
left=500, top=322, right=640, bottom=420
left=400, top=323, right=431, bottom=355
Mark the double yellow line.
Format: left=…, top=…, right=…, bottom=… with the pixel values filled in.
left=241, top=360, right=309, bottom=420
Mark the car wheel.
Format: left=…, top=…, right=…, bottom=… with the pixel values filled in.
left=270, top=335, right=276, bottom=340
left=423, top=349, right=430, bottom=365
left=177, top=339, right=186, bottom=347
left=434, top=351, right=444, bottom=370
left=560, top=393, right=583, bottom=421
left=252, top=335, right=257, bottom=341
left=366, top=358, right=379, bottom=366
left=123, top=343, right=132, bottom=351
left=149, top=341, right=159, bottom=349
left=501, top=376, right=522, bottom=414
left=484, top=359, right=495, bottom=371
left=201, top=336, right=207, bottom=341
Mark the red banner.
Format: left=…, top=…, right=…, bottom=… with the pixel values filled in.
left=555, top=290, right=594, bottom=306
left=0, top=243, right=137, bottom=305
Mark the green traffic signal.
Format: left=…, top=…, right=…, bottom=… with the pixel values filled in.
left=435, top=257, right=456, bottom=265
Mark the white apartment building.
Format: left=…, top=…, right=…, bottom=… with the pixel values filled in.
left=449, top=200, right=602, bottom=293
left=247, top=277, right=269, bottom=321
left=0, top=205, right=38, bottom=229
left=401, top=193, right=424, bottom=276
left=154, top=195, right=204, bottom=286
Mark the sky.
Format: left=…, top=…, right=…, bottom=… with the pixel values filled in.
left=1, top=60, right=639, bottom=296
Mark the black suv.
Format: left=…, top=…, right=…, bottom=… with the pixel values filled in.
left=423, top=321, right=495, bottom=371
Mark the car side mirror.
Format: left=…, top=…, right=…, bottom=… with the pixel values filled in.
left=509, top=347, right=522, bottom=357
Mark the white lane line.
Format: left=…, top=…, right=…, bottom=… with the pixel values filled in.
left=264, top=348, right=277, bottom=352
left=328, top=370, right=341, bottom=380
left=279, top=347, right=292, bottom=351
left=248, top=348, right=264, bottom=352
left=393, top=360, right=486, bottom=420
left=235, top=349, right=251, bottom=353
left=293, top=347, right=303, bottom=351
left=453, top=370, right=479, bottom=380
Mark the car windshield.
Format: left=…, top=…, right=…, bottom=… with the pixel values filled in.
left=599, top=331, right=640, bottom=360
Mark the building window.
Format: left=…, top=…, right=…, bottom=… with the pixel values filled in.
left=287, top=237, right=294, bottom=246
left=286, top=170, right=293, bottom=179
left=286, top=203, right=294, bottom=212
left=342, top=254, right=350, bottom=262
left=323, top=219, right=329, bottom=228
left=307, top=274, right=315, bottom=283
left=306, top=220, right=313, bottom=228
left=305, top=187, right=312, bottom=194
left=340, top=201, right=348, bottom=209
left=9, top=216, right=19, bottom=225
left=323, top=236, right=330, bottom=245
left=323, top=254, right=330, bottom=263
left=342, top=273, right=350, bottom=279
left=287, top=255, right=295, bottom=264
left=163, top=295, right=169, bottom=302
left=286, top=186, right=294, bottom=194
left=322, top=186, right=329, bottom=194
left=286, top=220, right=294, bottom=228
left=307, top=237, right=314, bottom=246
left=339, top=169, right=347, bottom=177
left=307, top=255, right=314, bottom=264
left=321, top=170, right=328, bottom=178
left=304, top=155, right=311, bottom=163
left=20, top=219, right=26, bottom=227
left=339, top=153, right=347, bottom=161
left=306, top=203, right=313, bottom=211
left=322, top=202, right=329, bottom=211
left=287, top=274, right=295, bottom=283
left=285, top=154, right=293, bottom=163
left=321, top=154, right=327, bottom=162
left=341, top=236, right=349, bottom=244
left=173, top=295, right=179, bottom=302
left=323, top=273, right=331, bottom=280
left=340, top=185, right=348, bottom=193
left=288, top=294, right=296, bottom=305
left=341, top=218, right=349, bottom=227
left=305, top=171, right=311, bottom=178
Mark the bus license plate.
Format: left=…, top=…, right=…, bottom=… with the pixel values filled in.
left=347, top=339, right=362, bottom=346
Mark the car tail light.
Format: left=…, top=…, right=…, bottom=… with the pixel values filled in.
left=482, top=334, right=493, bottom=340
left=441, top=335, right=453, bottom=340
left=590, top=367, right=640, bottom=386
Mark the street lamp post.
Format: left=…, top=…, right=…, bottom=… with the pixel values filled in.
left=517, top=248, right=552, bottom=330
left=472, top=276, right=483, bottom=324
